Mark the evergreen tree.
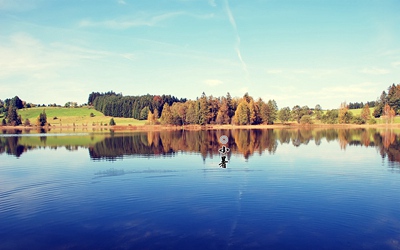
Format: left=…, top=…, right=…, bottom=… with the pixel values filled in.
left=6, top=106, right=22, bottom=126
left=109, top=118, right=116, bottom=126
left=140, top=106, right=150, bottom=120
left=37, top=110, right=47, bottom=126
left=226, top=92, right=234, bottom=119
left=265, top=100, right=278, bottom=124
left=198, top=93, right=209, bottom=125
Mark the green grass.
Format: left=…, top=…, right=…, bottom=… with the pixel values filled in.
left=19, top=107, right=103, bottom=119
left=18, top=107, right=146, bottom=126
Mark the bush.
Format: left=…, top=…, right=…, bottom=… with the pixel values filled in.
left=368, top=118, right=377, bottom=124
left=90, top=113, right=95, bottom=117
left=109, top=118, right=116, bottom=126
left=321, top=110, right=338, bottom=124
left=300, top=115, right=313, bottom=124
left=351, top=115, right=365, bottom=125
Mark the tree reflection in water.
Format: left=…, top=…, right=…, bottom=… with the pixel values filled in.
left=2, top=128, right=400, bottom=167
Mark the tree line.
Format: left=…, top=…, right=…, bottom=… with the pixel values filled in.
left=372, top=84, right=400, bottom=119
left=0, top=96, right=48, bottom=126
left=88, top=91, right=186, bottom=120
left=88, top=89, right=388, bottom=126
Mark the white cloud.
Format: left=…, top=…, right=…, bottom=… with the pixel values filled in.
left=0, top=33, right=135, bottom=79
left=204, top=79, right=223, bottom=86
left=117, top=0, right=126, bottom=4
left=79, top=12, right=213, bottom=29
left=359, top=67, right=390, bottom=75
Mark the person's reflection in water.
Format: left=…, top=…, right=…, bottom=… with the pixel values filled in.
left=219, top=155, right=228, bottom=168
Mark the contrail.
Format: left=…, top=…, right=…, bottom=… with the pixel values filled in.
left=224, top=0, right=249, bottom=77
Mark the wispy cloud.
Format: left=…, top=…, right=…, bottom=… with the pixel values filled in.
left=224, top=0, right=248, bottom=77
left=208, top=0, right=216, bottom=7
left=79, top=12, right=183, bottom=29
left=359, top=67, right=389, bottom=75
left=204, top=79, right=223, bottom=86
left=117, top=0, right=126, bottom=5
left=79, top=12, right=214, bottom=29
left=0, top=33, right=135, bottom=78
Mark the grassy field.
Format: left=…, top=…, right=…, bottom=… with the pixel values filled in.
left=18, top=107, right=146, bottom=126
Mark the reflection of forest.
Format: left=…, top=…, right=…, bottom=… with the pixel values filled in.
left=2, top=129, right=400, bottom=165
left=88, top=129, right=278, bottom=160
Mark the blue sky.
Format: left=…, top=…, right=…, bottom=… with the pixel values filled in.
left=0, top=0, right=399, bottom=109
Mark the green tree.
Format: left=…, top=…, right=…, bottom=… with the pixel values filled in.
left=387, top=84, right=400, bottom=114
left=7, top=106, right=22, bottom=126
left=109, top=118, right=116, bottom=126
left=198, top=92, right=209, bottom=125
left=322, top=110, right=338, bottom=124
left=140, top=106, right=150, bottom=120
left=278, top=107, right=291, bottom=124
left=291, top=105, right=302, bottom=123
left=265, top=100, right=278, bottom=124
left=300, top=115, right=313, bottom=124
left=37, top=109, right=47, bottom=126
left=1, top=118, right=6, bottom=126
left=226, top=92, right=234, bottom=119
left=314, top=104, right=323, bottom=120
left=373, top=91, right=387, bottom=118
left=259, top=100, right=271, bottom=124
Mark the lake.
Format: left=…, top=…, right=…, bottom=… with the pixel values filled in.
left=1, top=128, right=400, bottom=249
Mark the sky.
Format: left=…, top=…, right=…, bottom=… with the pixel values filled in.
left=0, top=0, right=399, bottom=109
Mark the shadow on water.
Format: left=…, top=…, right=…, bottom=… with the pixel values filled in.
left=2, top=128, right=400, bottom=166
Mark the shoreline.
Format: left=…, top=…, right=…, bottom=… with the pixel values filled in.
left=2, top=123, right=400, bottom=132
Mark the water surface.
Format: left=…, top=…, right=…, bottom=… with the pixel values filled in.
left=1, top=128, right=400, bottom=249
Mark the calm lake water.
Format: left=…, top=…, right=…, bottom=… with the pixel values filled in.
left=1, top=128, right=400, bottom=249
